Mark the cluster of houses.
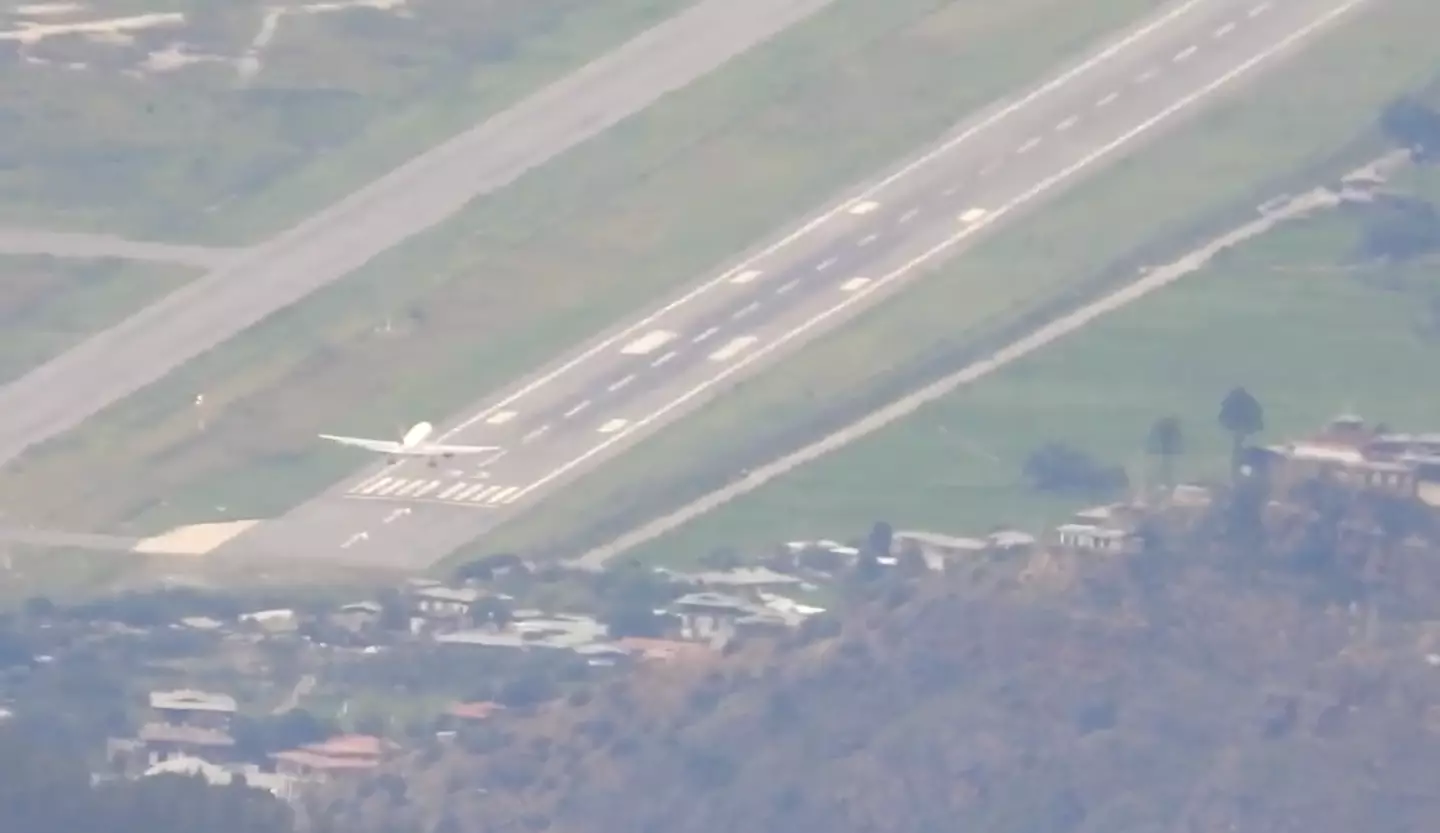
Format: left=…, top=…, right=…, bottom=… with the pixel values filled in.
left=89, top=413, right=1440, bottom=803
left=103, top=688, right=498, bottom=800
left=91, top=565, right=838, bottom=802
left=778, top=415, right=1440, bottom=576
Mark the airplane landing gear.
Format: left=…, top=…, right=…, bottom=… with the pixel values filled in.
left=426, top=458, right=439, bottom=468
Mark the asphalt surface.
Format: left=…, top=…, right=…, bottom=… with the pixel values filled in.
left=0, top=0, right=837, bottom=469
left=224, top=0, right=1376, bottom=570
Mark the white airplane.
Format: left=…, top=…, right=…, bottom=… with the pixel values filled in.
left=318, top=421, right=500, bottom=467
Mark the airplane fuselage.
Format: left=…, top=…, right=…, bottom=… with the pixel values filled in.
left=401, top=421, right=435, bottom=449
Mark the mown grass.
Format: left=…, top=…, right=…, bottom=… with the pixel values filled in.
left=0, top=0, right=1165, bottom=535
left=625, top=183, right=1440, bottom=562
left=464, top=0, right=1440, bottom=564
left=0, top=256, right=196, bottom=384
left=0, top=0, right=696, bottom=241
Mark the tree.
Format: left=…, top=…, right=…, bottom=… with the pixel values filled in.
left=1379, top=95, right=1440, bottom=161
left=1358, top=197, right=1440, bottom=262
left=1145, top=416, right=1185, bottom=493
left=866, top=521, right=895, bottom=557
left=1218, top=387, right=1264, bottom=478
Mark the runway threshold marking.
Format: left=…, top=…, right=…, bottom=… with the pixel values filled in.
left=434, top=0, right=1212, bottom=442
left=512, top=0, right=1374, bottom=505
left=437, top=482, right=469, bottom=500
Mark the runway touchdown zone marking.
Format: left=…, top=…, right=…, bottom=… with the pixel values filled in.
left=435, top=0, right=1216, bottom=443
left=512, top=0, right=1376, bottom=507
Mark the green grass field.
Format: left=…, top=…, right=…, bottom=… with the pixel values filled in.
left=621, top=179, right=1440, bottom=562
left=0, top=0, right=1166, bottom=535
left=0, top=0, right=695, bottom=242
left=462, top=0, right=1440, bottom=563
left=0, top=256, right=196, bottom=384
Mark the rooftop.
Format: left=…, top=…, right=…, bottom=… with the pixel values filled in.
left=681, top=566, right=803, bottom=587
left=895, top=530, right=989, bottom=551
left=137, top=722, right=235, bottom=747
left=446, top=701, right=505, bottom=721
left=270, top=749, right=379, bottom=772
left=416, top=586, right=483, bottom=604
left=300, top=734, right=395, bottom=759
left=149, top=689, right=237, bottom=713
left=672, top=591, right=757, bottom=613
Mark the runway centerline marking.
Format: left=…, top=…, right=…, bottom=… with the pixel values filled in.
left=1214, top=21, right=1236, bottom=37
left=733, top=301, right=761, bottom=320
left=693, top=326, right=719, bottom=343
left=858, top=233, right=879, bottom=247
left=708, top=335, right=758, bottom=362
left=620, top=330, right=676, bottom=355
left=776, top=278, right=800, bottom=294
left=436, top=0, right=1214, bottom=442
left=815, top=256, right=837, bottom=271
left=1097, top=91, right=1119, bottom=107
left=1056, top=116, right=1078, bottom=131
left=840, top=277, right=872, bottom=293
left=1174, top=44, right=1198, bottom=62
left=485, top=410, right=517, bottom=425
left=598, top=418, right=629, bottom=434
left=512, top=0, right=1375, bottom=505
left=898, top=208, right=919, bottom=224
left=1248, top=1, right=1270, bottom=17
left=1135, top=67, right=1159, bottom=83
left=1016, top=137, right=1042, bottom=154
left=847, top=200, right=880, bottom=215
left=522, top=424, right=550, bottom=443
left=651, top=349, right=679, bottom=368
left=563, top=400, right=590, bottom=418
left=608, top=374, right=636, bottom=393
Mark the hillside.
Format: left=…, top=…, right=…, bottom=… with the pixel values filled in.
left=331, top=545, right=1440, bottom=833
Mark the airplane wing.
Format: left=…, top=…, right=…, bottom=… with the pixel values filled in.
left=318, top=434, right=404, bottom=454
left=412, top=442, right=502, bottom=456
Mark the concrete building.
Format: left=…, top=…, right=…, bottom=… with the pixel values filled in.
left=671, top=592, right=757, bottom=643
left=270, top=734, right=397, bottom=783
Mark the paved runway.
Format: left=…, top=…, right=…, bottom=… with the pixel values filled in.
left=228, top=0, right=1373, bottom=569
left=0, top=0, right=837, bottom=469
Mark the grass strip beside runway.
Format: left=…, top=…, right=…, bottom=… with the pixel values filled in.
left=0, top=0, right=1166, bottom=536
left=0, top=257, right=198, bottom=386
left=465, top=0, right=1440, bottom=565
